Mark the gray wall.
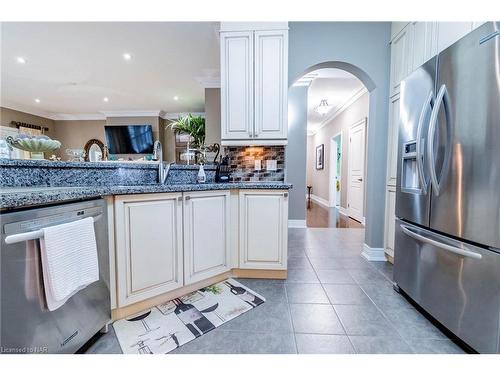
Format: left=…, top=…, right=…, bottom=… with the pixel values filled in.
left=287, top=22, right=391, bottom=248
left=286, top=85, right=308, bottom=221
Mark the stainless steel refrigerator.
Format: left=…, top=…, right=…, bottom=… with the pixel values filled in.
left=394, top=22, right=500, bottom=353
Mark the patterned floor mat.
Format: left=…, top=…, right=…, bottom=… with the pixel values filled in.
left=113, top=278, right=265, bottom=354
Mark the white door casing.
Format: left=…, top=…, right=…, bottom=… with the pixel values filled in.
left=183, top=190, right=231, bottom=284
left=347, top=118, right=367, bottom=223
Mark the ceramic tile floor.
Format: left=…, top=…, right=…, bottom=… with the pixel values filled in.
left=86, top=227, right=466, bottom=354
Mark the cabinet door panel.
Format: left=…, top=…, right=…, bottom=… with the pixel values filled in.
left=254, top=30, right=288, bottom=139
left=384, top=187, right=396, bottom=258
left=410, top=22, right=437, bottom=71
left=390, top=26, right=411, bottom=95
left=239, top=191, right=288, bottom=269
left=115, top=194, right=183, bottom=307
left=183, top=191, right=231, bottom=284
left=220, top=31, right=254, bottom=139
left=387, top=93, right=400, bottom=186
left=437, top=22, right=473, bottom=53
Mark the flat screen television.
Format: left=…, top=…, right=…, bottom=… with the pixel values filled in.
left=104, top=125, right=154, bottom=154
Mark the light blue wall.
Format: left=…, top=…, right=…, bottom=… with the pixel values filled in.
left=287, top=22, right=391, bottom=248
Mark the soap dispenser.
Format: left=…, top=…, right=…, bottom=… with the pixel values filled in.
left=197, top=163, right=206, bottom=183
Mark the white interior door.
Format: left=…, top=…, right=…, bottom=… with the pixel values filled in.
left=347, top=119, right=366, bottom=222
left=329, top=134, right=341, bottom=207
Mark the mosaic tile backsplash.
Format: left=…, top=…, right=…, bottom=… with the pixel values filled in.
left=223, top=146, right=285, bottom=182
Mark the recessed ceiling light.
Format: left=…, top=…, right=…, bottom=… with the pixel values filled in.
left=34, top=98, right=40, bottom=103
left=16, top=57, right=26, bottom=64
left=103, top=97, right=109, bottom=102
left=123, top=53, right=132, bottom=61
left=173, top=96, right=179, bottom=101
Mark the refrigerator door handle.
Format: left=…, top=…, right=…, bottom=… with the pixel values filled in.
left=400, top=224, right=482, bottom=260
left=416, top=91, right=433, bottom=195
left=427, top=84, right=452, bottom=196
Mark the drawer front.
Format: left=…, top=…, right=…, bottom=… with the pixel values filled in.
left=394, top=219, right=500, bottom=353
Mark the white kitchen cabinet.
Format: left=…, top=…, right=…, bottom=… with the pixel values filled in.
left=390, top=25, right=411, bottom=96
left=384, top=186, right=396, bottom=260
left=220, top=23, right=288, bottom=144
left=239, top=190, right=288, bottom=269
left=437, top=22, right=473, bottom=53
left=115, top=193, right=183, bottom=307
left=409, top=22, right=437, bottom=72
left=183, top=190, right=231, bottom=284
left=220, top=31, right=254, bottom=140
left=254, top=30, right=288, bottom=139
left=386, top=93, right=400, bottom=186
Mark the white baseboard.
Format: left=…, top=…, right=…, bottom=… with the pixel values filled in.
left=310, top=194, right=330, bottom=208
left=288, top=220, right=306, bottom=228
left=361, top=243, right=387, bottom=262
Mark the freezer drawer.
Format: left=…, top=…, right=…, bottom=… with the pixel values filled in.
left=394, top=219, right=500, bottom=353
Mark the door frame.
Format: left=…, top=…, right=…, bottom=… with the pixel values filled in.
left=328, top=131, right=342, bottom=207
left=347, top=117, right=367, bottom=224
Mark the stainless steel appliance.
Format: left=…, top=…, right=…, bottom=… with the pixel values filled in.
left=394, top=22, right=500, bottom=353
left=1, top=199, right=110, bottom=354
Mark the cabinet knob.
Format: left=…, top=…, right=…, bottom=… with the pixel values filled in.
left=185, top=196, right=191, bottom=201
left=283, top=192, right=288, bottom=197
left=177, top=196, right=183, bottom=202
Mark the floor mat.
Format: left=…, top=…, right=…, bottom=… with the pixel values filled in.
left=113, top=278, right=265, bottom=354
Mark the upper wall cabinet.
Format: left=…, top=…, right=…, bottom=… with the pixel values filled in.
left=390, top=26, right=411, bottom=96
left=436, top=22, right=473, bottom=53
left=410, top=22, right=437, bottom=72
left=220, top=22, right=288, bottom=145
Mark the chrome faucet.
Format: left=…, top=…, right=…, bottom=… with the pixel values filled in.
left=153, top=141, right=170, bottom=184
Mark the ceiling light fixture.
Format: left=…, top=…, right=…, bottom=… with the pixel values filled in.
left=123, top=53, right=132, bottom=61
left=34, top=98, right=40, bottom=103
left=173, top=96, right=179, bottom=101
left=103, top=97, right=109, bottom=102
left=315, top=99, right=331, bottom=116
left=16, top=57, right=26, bottom=64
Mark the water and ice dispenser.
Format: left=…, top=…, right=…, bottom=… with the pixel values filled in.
left=401, top=140, right=421, bottom=193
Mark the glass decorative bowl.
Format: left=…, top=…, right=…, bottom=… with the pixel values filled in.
left=6, top=135, right=61, bottom=153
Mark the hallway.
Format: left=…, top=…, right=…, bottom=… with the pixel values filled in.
left=306, top=200, right=364, bottom=228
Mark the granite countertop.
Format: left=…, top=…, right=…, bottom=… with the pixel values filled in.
left=0, top=182, right=292, bottom=210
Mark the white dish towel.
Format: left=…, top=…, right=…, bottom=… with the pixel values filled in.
left=40, top=217, right=99, bottom=311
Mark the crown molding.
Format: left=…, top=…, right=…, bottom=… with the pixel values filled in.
left=308, top=87, right=368, bottom=136
left=100, top=110, right=165, bottom=118
left=51, top=113, right=106, bottom=121
left=1, top=102, right=57, bottom=121
left=161, top=112, right=205, bottom=120
left=197, top=77, right=221, bottom=88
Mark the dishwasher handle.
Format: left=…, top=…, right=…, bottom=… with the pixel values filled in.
left=4, top=214, right=103, bottom=245
left=400, top=224, right=482, bottom=260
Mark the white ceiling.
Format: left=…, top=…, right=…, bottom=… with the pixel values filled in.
left=306, top=69, right=365, bottom=135
left=1, top=22, right=220, bottom=118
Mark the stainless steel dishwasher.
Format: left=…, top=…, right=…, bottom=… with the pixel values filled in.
left=1, top=198, right=110, bottom=354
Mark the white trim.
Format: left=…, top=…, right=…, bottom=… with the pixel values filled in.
left=51, top=113, right=106, bottom=121
left=338, top=206, right=349, bottom=216
left=1, top=102, right=56, bottom=121
left=328, top=131, right=342, bottom=208
left=310, top=194, right=330, bottom=208
left=197, top=77, right=221, bottom=88
left=221, top=139, right=288, bottom=146
left=162, top=112, right=205, bottom=120
left=361, top=243, right=387, bottom=262
left=101, top=110, right=165, bottom=118
left=220, top=22, right=288, bottom=32
left=288, top=220, right=306, bottom=228
left=308, top=87, right=368, bottom=136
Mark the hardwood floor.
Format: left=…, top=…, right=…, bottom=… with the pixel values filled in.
left=306, top=200, right=364, bottom=228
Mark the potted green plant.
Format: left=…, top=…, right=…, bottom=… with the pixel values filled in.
left=169, top=114, right=205, bottom=149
